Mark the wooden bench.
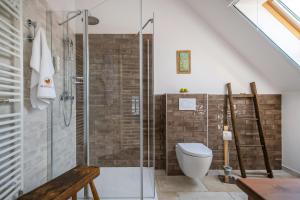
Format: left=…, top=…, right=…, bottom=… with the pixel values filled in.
left=18, top=166, right=100, bottom=200
left=237, top=178, right=300, bottom=200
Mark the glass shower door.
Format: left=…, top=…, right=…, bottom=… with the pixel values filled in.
left=74, top=1, right=155, bottom=199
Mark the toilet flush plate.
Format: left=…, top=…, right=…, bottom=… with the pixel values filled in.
left=179, top=98, right=196, bottom=111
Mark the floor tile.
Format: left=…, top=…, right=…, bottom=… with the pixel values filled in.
left=155, top=170, right=166, bottom=177
left=157, top=192, right=179, bottom=200
left=156, top=176, right=208, bottom=192
left=202, top=176, right=241, bottom=192
left=273, top=170, right=297, bottom=178
left=178, top=192, right=234, bottom=200
left=228, top=192, right=248, bottom=200
left=155, top=170, right=296, bottom=200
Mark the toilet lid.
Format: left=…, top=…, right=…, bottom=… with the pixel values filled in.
left=177, top=143, right=212, bottom=158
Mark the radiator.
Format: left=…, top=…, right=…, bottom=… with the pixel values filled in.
left=0, top=0, right=23, bottom=199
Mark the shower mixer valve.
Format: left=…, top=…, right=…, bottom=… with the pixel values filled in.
left=60, top=91, right=74, bottom=101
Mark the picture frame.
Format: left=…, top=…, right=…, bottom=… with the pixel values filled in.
left=176, top=50, right=191, bottom=74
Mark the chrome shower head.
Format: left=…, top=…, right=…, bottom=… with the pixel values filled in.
left=88, top=16, right=99, bottom=25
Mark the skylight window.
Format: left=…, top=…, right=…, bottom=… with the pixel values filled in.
left=263, top=0, right=300, bottom=39
left=276, top=0, right=300, bottom=21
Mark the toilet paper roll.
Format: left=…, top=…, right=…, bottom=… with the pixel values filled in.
left=223, top=131, right=232, bottom=141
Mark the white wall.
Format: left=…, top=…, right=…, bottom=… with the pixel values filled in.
left=75, top=0, right=140, bottom=34
left=46, top=0, right=76, bottom=11
left=282, top=92, right=300, bottom=174
left=72, top=0, right=279, bottom=94
left=147, top=0, right=278, bottom=94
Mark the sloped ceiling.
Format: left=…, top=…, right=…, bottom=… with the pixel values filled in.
left=184, top=0, right=300, bottom=92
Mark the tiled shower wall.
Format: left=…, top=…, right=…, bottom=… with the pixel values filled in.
left=76, top=34, right=154, bottom=167
left=23, top=0, right=48, bottom=192
left=47, top=11, right=77, bottom=178
left=23, top=0, right=76, bottom=192
left=156, top=94, right=281, bottom=175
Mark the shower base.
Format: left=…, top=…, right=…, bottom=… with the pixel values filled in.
left=77, top=167, right=156, bottom=200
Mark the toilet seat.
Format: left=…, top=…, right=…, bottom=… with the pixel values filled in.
left=177, top=143, right=212, bottom=158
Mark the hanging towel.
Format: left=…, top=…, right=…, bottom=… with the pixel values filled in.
left=30, top=27, right=56, bottom=110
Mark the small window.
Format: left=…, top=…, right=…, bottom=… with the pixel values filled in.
left=263, top=0, right=300, bottom=39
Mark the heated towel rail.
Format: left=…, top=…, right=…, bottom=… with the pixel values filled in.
left=0, top=0, right=23, bottom=199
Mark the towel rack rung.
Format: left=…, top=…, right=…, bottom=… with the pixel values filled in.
left=0, top=69, right=21, bottom=77
left=0, top=46, right=20, bottom=58
left=0, top=25, right=20, bottom=40
left=0, top=17, right=20, bottom=34
left=0, top=154, right=20, bottom=171
left=0, top=185, right=21, bottom=200
left=0, top=137, right=21, bottom=148
left=0, top=77, right=21, bottom=84
left=0, top=113, right=21, bottom=119
left=0, top=38, right=20, bottom=52
left=0, top=125, right=20, bottom=134
left=0, top=162, right=21, bottom=179
left=0, top=63, right=20, bottom=72
left=0, top=169, right=21, bottom=193
left=0, top=91, right=20, bottom=96
left=0, top=149, right=21, bottom=163
left=0, top=1, right=20, bottom=19
left=0, top=131, right=21, bottom=141
left=2, top=0, right=20, bottom=16
left=0, top=119, right=21, bottom=126
left=0, top=31, right=20, bottom=46
left=0, top=84, right=20, bottom=90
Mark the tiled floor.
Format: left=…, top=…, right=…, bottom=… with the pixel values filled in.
left=156, top=170, right=295, bottom=200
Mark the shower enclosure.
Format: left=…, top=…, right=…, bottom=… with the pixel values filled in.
left=47, top=1, right=155, bottom=199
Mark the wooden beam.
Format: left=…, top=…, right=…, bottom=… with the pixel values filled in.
left=226, top=83, right=246, bottom=178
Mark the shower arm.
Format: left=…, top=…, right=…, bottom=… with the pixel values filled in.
left=136, top=18, right=154, bottom=35
left=58, top=10, right=82, bottom=26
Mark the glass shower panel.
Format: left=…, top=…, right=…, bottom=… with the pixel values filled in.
left=47, top=10, right=82, bottom=179
left=142, top=15, right=155, bottom=199
left=75, top=1, right=145, bottom=198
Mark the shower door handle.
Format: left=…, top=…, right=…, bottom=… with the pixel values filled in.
left=132, top=96, right=140, bottom=116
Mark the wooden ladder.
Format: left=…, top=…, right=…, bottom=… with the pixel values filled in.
left=226, top=82, right=273, bottom=178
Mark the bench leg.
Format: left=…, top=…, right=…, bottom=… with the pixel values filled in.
left=72, top=193, right=77, bottom=200
left=89, top=181, right=100, bottom=200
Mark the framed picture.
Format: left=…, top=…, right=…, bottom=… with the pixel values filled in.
left=176, top=50, right=191, bottom=74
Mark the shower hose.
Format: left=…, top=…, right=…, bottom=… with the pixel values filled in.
left=60, top=83, right=74, bottom=127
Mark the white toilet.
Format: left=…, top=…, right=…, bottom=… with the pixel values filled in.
left=176, top=143, right=213, bottom=179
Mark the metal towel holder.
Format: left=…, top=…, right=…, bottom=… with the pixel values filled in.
left=24, top=19, right=37, bottom=42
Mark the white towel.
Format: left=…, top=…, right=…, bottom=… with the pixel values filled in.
left=30, top=28, right=56, bottom=110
